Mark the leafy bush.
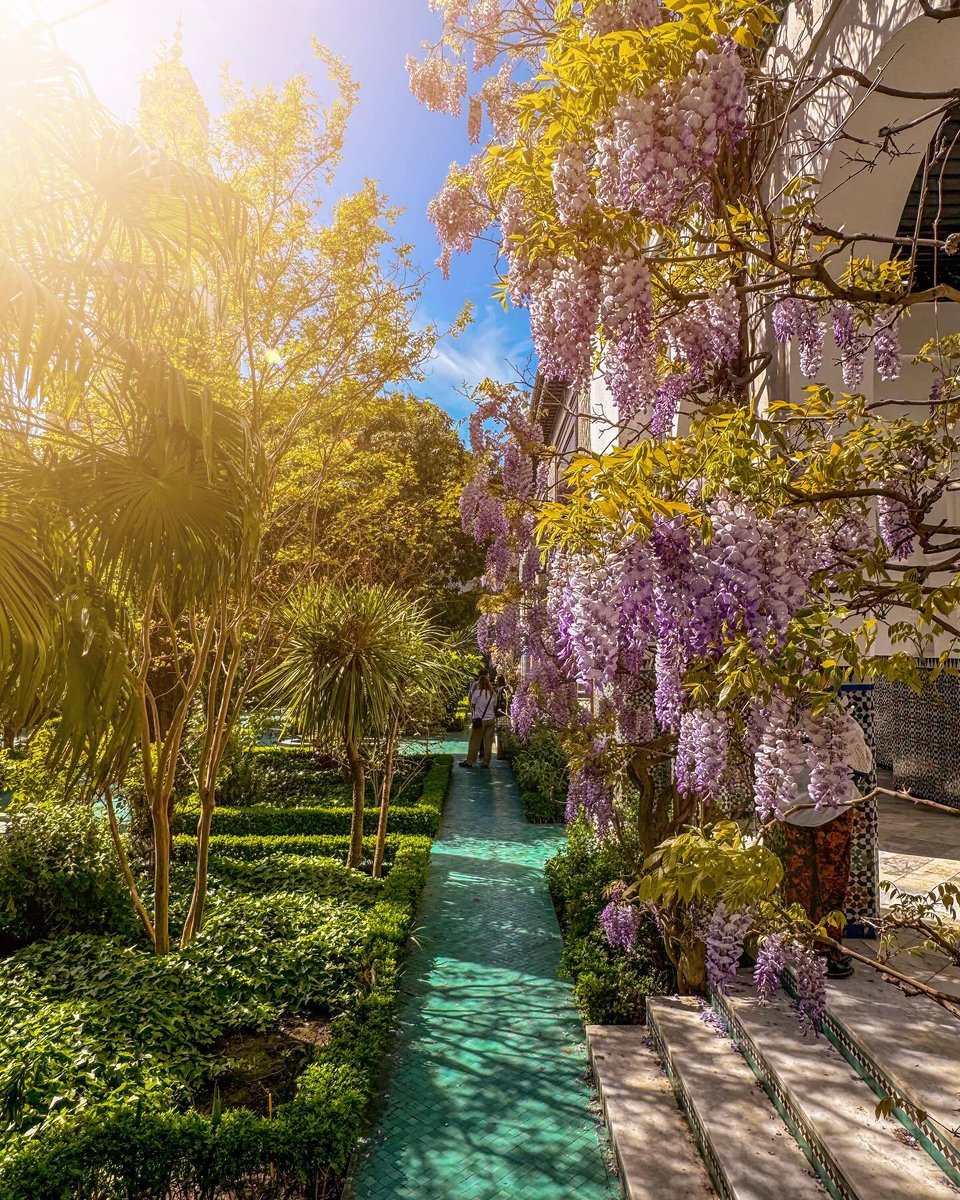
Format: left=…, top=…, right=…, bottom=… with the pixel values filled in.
left=187, top=756, right=452, bottom=850
left=505, top=727, right=568, bottom=823
left=510, top=727, right=568, bottom=799
left=0, top=754, right=452, bottom=1195
left=0, top=725, right=70, bottom=807
left=546, top=818, right=670, bottom=1024
left=0, top=802, right=137, bottom=953
left=212, top=800, right=435, bottom=837
left=209, top=853, right=383, bottom=902
left=519, top=789, right=566, bottom=824
left=216, top=746, right=435, bottom=809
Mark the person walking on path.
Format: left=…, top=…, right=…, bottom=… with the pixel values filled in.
left=461, top=671, right=497, bottom=768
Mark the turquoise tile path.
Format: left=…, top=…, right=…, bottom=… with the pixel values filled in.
left=350, top=745, right=618, bottom=1200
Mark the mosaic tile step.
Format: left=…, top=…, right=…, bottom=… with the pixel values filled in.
left=715, top=980, right=958, bottom=1200
left=821, top=962, right=960, bottom=1183
left=587, top=1023, right=715, bottom=1200
left=646, top=998, right=826, bottom=1200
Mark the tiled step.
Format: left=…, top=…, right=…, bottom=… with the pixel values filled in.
left=646, top=998, right=827, bottom=1200
left=715, top=979, right=960, bottom=1200
left=586, top=1022, right=715, bottom=1200
left=818, top=967, right=960, bottom=1185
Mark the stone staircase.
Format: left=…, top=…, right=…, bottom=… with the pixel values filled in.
left=588, top=969, right=960, bottom=1200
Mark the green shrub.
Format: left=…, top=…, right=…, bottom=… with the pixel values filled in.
left=216, top=746, right=436, bottom=809
left=510, top=727, right=567, bottom=797
left=212, top=800, right=435, bottom=837
left=0, top=802, right=137, bottom=954
left=209, top=853, right=382, bottom=902
left=0, top=752, right=454, bottom=1195
left=0, top=725, right=70, bottom=807
left=504, top=727, right=568, bottom=823
left=0, top=1050, right=371, bottom=1199
left=519, top=789, right=567, bottom=824
left=0, top=893, right=374, bottom=1134
left=204, top=755, right=451, bottom=843
left=563, top=930, right=669, bottom=1024
left=178, top=830, right=357, bottom=863
left=546, top=817, right=670, bottom=1024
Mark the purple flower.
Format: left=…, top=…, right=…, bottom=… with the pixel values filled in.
left=601, top=251, right=656, bottom=422
left=752, top=692, right=807, bottom=820
left=651, top=373, right=691, bottom=438
left=877, top=492, right=914, bottom=560
left=773, top=296, right=824, bottom=378
left=804, top=704, right=857, bottom=811
left=698, top=903, right=754, bottom=995
left=675, top=708, right=731, bottom=799
left=832, top=301, right=865, bottom=388
left=566, top=765, right=614, bottom=833
left=753, top=934, right=787, bottom=1003
left=791, top=942, right=827, bottom=1034
left=873, top=311, right=901, bottom=381
left=600, top=888, right=644, bottom=952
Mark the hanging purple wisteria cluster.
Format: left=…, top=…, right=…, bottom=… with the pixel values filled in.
left=460, top=381, right=873, bottom=825
left=700, top=919, right=828, bottom=1034
left=773, top=295, right=902, bottom=387
left=600, top=885, right=645, bottom=952
left=753, top=933, right=827, bottom=1033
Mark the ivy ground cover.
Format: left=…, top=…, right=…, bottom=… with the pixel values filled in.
left=0, top=751, right=452, bottom=1200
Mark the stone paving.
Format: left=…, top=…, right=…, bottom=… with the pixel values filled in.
left=868, top=781, right=960, bottom=997
left=349, top=745, right=617, bottom=1200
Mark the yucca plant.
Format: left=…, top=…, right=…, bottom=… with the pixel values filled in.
left=268, top=583, right=454, bottom=869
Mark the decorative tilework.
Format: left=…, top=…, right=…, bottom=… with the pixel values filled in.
left=875, top=660, right=960, bottom=810
left=840, top=684, right=879, bottom=934
left=348, top=746, right=617, bottom=1200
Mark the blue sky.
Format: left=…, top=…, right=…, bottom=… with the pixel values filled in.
left=26, top=0, right=532, bottom=420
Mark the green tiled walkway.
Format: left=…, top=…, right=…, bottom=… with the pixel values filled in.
left=350, top=745, right=617, bottom=1200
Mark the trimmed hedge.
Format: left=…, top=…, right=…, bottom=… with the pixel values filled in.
left=203, top=755, right=452, bottom=844
left=217, top=746, right=436, bottom=809
left=0, top=760, right=450, bottom=1198
left=208, top=853, right=383, bottom=902
left=212, top=802, right=433, bottom=837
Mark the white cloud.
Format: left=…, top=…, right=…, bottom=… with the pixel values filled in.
left=423, top=305, right=533, bottom=405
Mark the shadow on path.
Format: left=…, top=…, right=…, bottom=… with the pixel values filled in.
left=348, top=749, right=617, bottom=1200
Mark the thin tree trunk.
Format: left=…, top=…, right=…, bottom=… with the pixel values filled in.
left=180, top=789, right=215, bottom=948
left=152, top=798, right=172, bottom=954
left=346, top=741, right=366, bottom=869
left=104, top=790, right=156, bottom=946
left=372, top=715, right=400, bottom=879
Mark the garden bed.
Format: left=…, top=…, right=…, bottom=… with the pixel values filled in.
left=501, top=727, right=569, bottom=824
left=0, top=752, right=452, bottom=1199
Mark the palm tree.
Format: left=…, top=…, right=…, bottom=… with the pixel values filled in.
left=0, top=18, right=255, bottom=952
left=369, top=642, right=465, bottom=876
left=268, top=583, right=451, bottom=869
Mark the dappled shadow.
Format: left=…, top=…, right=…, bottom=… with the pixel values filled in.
left=349, top=758, right=616, bottom=1199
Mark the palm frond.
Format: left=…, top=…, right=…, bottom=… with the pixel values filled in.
left=265, top=583, right=448, bottom=753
